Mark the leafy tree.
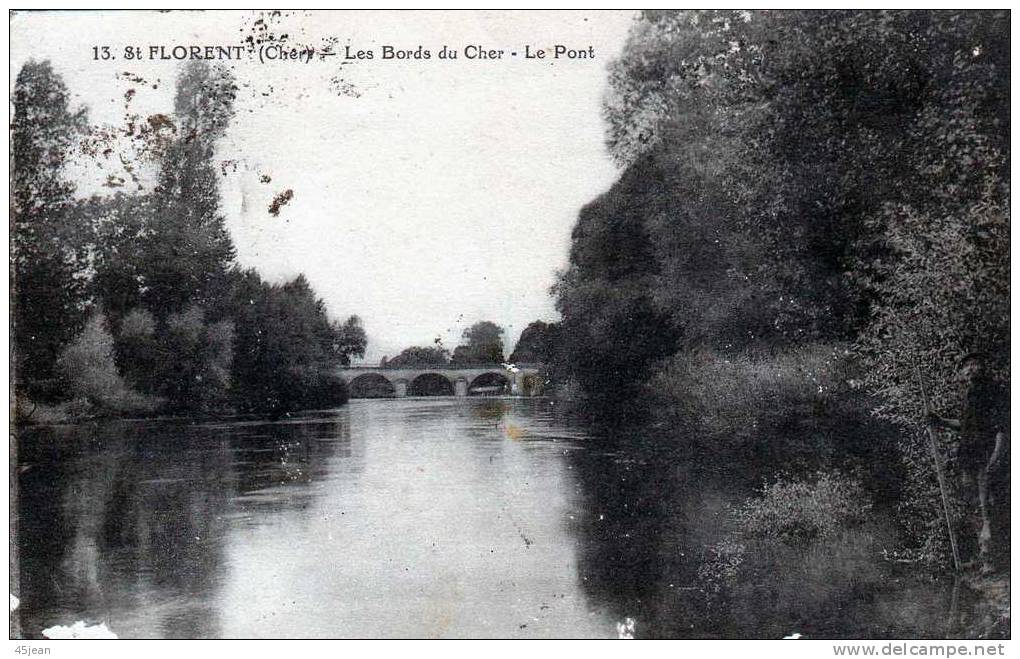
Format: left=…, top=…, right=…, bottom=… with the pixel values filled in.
left=138, top=62, right=237, bottom=316
left=87, top=193, right=153, bottom=321
left=224, top=268, right=271, bottom=409
left=386, top=346, right=450, bottom=368
left=114, top=307, right=159, bottom=393
left=860, top=181, right=1009, bottom=429
left=159, top=306, right=235, bottom=412
left=230, top=273, right=355, bottom=415
left=509, top=321, right=560, bottom=364
left=552, top=157, right=685, bottom=399
left=451, top=321, right=505, bottom=365
left=55, top=311, right=151, bottom=413
left=599, top=10, right=1007, bottom=349
left=11, top=61, right=90, bottom=398
left=560, top=9, right=1009, bottom=565
left=560, top=10, right=1007, bottom=377
left=856, top=180, right=1009, bottom=564
left=331, top=315, right=367, bottom=366
left=56, top=312, right=123, bottom=404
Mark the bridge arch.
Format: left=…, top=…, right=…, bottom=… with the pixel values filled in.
left=468, top=372, right=510, bottom=396
left=348, top=373, right=396, bottom=398
left=408, top=372, right=454, bottom=396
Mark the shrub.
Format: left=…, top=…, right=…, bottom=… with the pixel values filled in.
left=54, top=311, right=155, bottom=414
left=651, top=345, right=850, bottom=440
left=734, top=472, right=873, bottom=545
left=698, top=471, right=888, bottom=637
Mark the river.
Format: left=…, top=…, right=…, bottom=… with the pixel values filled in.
left=14, top=398, right=979, bottom=638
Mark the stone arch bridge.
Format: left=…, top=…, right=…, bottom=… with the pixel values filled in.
left=337, top=364, right=545, bottom=398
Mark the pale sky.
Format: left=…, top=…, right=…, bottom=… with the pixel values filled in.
left=10, top=10, right=636, bottom=362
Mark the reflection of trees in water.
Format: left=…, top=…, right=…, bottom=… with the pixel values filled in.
left=18, top=424, right=116, bottom=635
left=462, top=399, right=513, bottom=435
left=224, top=415, right=352, bottom=514
left=565, top=425, right=971, bottom=639
left=104, top=422, right=242, bottom=638
left=17, top=414, right=351, bottom=639
left=566, top=430, right=706, bottom=638
left=18, top=421, right=233, bottom=638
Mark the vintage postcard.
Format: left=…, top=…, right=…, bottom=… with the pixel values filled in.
left=8, top=9, right=1010, bottom=644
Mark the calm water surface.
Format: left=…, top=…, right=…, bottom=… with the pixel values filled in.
left=16, top=398, right=969, bottom=638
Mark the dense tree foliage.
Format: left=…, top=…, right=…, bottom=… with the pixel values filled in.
left=508, top=321, right=560, bottom=364
left=594, top=10, right=1007, bottom=352
left=88, top=193, right=152, bottom=320
left=333, top=315, right=369, bottom=365
left=229, top=272, right=363, bottom=415
left=857, top=181, right=1009, bottom=562
left=556, top=10, right=1009, bottom=565
left=139, top=63, right=237, bottom=316
left=12, top=61, right=366, bottom=418
left=55, top=312, right=152, bottom=413
left=385, top=345, right=451, bottom=368
left=451, top=321, right=505, bottom=365
left=160, top=307, right=235, bottom=412
left=114, top=308, right=160, bottom=393
left=11, top=61, right=91, bottom=399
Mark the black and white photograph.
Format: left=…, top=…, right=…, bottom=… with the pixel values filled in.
left=8, top=9, right=1011, bottom=644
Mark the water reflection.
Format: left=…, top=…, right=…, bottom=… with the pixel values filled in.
left=16, top=400, right=975, bottom=638
left=218, top=415, right=354, bottom=518
left=17, top=414, right=353, bottom=638
left=17, top=402, right=615, bottom=638
left=566, top=429, right=705, bottom=638
left=19, top=421, right=231, bottom=637
left=564, top=423, right=981, bottom=639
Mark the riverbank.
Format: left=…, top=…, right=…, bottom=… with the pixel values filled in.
left=13, top=391, right=352, bottom=427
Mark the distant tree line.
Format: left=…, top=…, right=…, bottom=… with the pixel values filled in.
left=550, top=11, right=1008, bottom=568
left=384, top=320, right=509, bottom=368
left=12, top=60, right=366, bottom=419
